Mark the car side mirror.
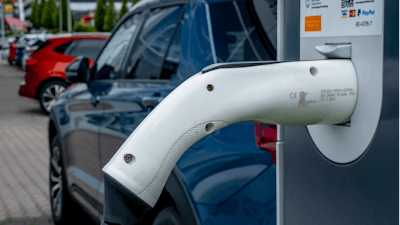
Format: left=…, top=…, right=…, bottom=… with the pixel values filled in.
left=65, top=56, right=90, bottom=84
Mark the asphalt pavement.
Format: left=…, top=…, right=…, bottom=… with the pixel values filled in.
left=0, top=59, right=54, bottom=225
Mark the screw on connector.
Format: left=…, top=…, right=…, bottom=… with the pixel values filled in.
left=124, top=154, right=133, bottom=163
left=207, top=84, right=214, bottom=91
left=205, top=123, right=214, bottom=132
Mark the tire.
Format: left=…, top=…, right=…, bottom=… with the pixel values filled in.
left=39, top=81, right=68, bottom=115
left=152, top=207, right=183, bottom=225
left=49, top=136, right=93, bottom=225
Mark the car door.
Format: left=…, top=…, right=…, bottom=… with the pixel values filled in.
left=61, top=84, right=104, bottom=217
left=94, top=4, right=185, bottom=207
left=79, top=11, right=146, bottom=214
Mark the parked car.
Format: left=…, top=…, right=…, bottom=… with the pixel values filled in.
left=48, top=0, right=277, bottom=224
left=18, top=33, right=109, bottom=114
left=1, top=37, right=16, bottom=60
left=14, top=32, right=50, bottom=67
left=21, top=42, right=41, bottom=70
left=13, top=33, right=44, bottom=66
left=7, top=39, right=17, bottom=65
left=21, top=34, right=56, bottom=70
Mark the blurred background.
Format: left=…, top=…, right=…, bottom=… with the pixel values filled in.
left=0, top=0, right=135, bottom=35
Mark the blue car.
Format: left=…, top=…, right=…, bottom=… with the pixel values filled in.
left=49, top=0, right=278, bottom=224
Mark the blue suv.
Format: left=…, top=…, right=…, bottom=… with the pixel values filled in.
left=48, top=0, right=278, bottom=224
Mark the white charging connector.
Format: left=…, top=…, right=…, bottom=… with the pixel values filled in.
left=101, top=60, right=358, bottom=225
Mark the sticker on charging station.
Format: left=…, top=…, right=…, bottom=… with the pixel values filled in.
left=301, top=0, right=383, bottom=37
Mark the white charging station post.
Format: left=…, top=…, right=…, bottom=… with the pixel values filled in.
left=280, top=0, right=398, bottom=224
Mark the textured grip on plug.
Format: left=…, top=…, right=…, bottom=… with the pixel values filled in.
left=137, top=121, right=227, bottom=206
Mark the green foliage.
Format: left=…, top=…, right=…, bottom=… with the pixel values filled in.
left=29, top=3, right=37, bottom=27
left=132, top=0, right=140, bottom=5
left=2, top=0, right=14, bottom=5
left=95, top=0, right=106, bottom=31
left=6, top=217, right=12, bottom=222
left=42, top=0, right=56, bottom=29
left=61, top=0, right=67, bottom=30
left=40, top=0, right=49, bottom=28
left=6, top=30, right=13, bottom=36
left=119, top=0, right=128, bottom=20
left=103, top=0, right=116, bottom=32
left=73, top=23, right=97, bottom=32
left=35, top=0, right=43, bottom=28
left=52, top=6, right=60, bottom=30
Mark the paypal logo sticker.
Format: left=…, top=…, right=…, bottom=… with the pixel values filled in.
left=362, top=9, right=375, bottom=16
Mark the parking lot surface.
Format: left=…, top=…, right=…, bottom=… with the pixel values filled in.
left=0, top=60, right=54, bottom=225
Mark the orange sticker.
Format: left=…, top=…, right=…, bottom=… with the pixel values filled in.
left=305, top=15, right=321, bottom=32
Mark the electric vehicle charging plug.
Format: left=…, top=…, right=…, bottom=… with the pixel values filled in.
left=101, top=60, right=358, bottom=225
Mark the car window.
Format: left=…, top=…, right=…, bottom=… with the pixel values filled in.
left=95, top=13, right=143, bottom=80
left=160, top=21, right=182, bottom=79
left=70, top=39, right=106, bottom=59
left=209, top=0, right=276, bottom=62
left=53, top=41, right=74, bottom=55
left=63, top=41, right=77, bottom=56
left=125, top=5, right=184, bottom=80
left=37, top=40, right=52, bottom=51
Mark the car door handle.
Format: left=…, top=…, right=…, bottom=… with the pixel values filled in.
left=141, top=97, right=164, bottom=108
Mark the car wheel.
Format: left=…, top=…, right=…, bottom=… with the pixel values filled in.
left=49, top=136, right=93, bottom=225
left=152, top=207, right=183, bottom=225
left=39, top=81, right=68, bottom=115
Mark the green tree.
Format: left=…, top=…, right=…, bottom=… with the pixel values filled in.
left=35, top=0, right=43, bottom=28
left=40, top=0, right=49, bottom=28
left=61, top=0, right=67, bottom=30
left=103, top=0, right=115, bottom=32
left=94, top=0, right=106, bottom=31
left=132, top=0, right=140, bottom=6
left=118, top=0, right=128, bottom=20
left=29, top=3, right=37, bottom=28
left=52, top=6, right=59, bottom=30
left=42, top=0, right=56, bottom=29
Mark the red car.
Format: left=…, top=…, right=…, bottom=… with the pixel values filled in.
left=19, top=33, right=109, bottom=114
left=8, top=40, right=17, bottom=65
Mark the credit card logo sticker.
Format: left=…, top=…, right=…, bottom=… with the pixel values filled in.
left=341, top=10, right=348, bottom=18
left=362, top=9, right=375, bottom=16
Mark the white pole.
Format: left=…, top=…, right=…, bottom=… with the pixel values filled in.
left=18, top=0, right=25, bottom=21
left=67, top=0, right=71, bottom=32
left=1, top=3, right=6, bottom=44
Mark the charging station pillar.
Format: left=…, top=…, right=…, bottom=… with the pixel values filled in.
left=280, top=0, right=398, bottom=224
